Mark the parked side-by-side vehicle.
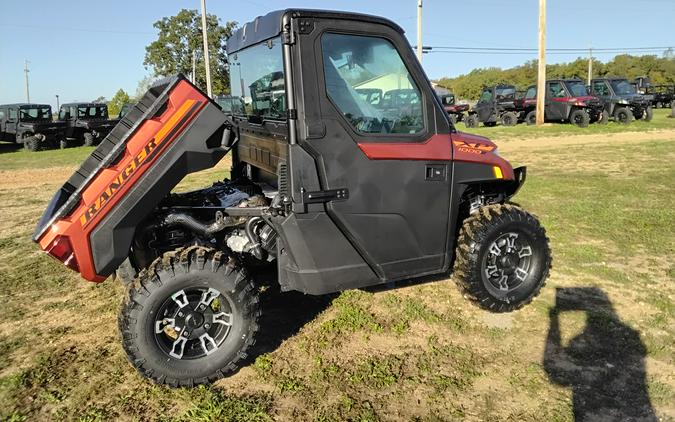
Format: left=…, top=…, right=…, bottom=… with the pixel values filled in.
left=465, top=84, right=521, bottom=128
left=518, top=79, right=605, bottom=127
left=58, top=103, right=117, bottom=146
left=0, top=103, right=66, bottom=151
left=34, top=9, right=551, bottom=387
left=590, top=78, right=652, bottom=123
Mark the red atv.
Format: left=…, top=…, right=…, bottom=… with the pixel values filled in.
left=439, top=93, right=470, bottom=125
left=520, top=79, right=606, bottom=127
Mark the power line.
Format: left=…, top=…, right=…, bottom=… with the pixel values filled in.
left=426, top=45, right=671, bottom=53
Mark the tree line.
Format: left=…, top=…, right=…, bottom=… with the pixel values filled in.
left=435, top=54, right=675, bottom=101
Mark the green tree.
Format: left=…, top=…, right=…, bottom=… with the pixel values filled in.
left=108, top=89, right=130, bottom=117
left=144, top=9, right=237, bottom=95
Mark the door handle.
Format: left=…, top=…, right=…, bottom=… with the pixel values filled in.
left=425, top=165, right=446, bottom=181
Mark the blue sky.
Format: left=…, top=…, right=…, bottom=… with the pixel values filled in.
left=1, top=0, right=673, bottom=107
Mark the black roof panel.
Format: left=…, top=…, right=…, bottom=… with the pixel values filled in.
left=61, top=103, right=107, bottom=107
left=0, top=103, right=51, bottom=108
left=226, top=9, right=404, bottom=54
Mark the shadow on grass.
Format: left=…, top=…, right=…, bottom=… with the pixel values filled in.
left=544, top=287, right=656, bottom=421
left=247, top=270, right=335, bottom=361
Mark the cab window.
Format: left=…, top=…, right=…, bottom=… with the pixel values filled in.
left=525, top=87, right=537, bottom=99
left=321, top=32, right=424, bottom=135
left=228, top=37, right=285, bottom=120
left=8, top=108, right=17, bottom=120
left=592, top=81, right=609, bottom=96
left=478, top=89, right=492, bottom=103
left=548, top=82, right=565, bottom=98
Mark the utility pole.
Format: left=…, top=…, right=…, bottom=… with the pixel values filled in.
left=587, top=46, right=593, bottom=85
left=55, top=95, right=60, bottom=111
left=416, top=0, right=423, bottom=63
left=536, top=0, right=546, bottom=126
left=192, top=50, right=197, bottom=84
left=24, top=60, right=31, bottom=103
left=200, top=0, right=213, bottom=98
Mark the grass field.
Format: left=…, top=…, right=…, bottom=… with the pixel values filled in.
left=0, top=110, right=673, bottom=421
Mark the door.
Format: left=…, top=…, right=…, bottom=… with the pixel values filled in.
left=546, top=81, right=566, bottom=120
left=295, top=19, right=453, bottom=281
left=5, top=108, right=18, bottom=142
left=59, top=106, right=75, bottom=138
left=591, top=80, right=612, bottom=113
left=475, top=88, right=495, bottom=122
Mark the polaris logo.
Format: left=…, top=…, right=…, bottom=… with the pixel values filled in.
left=79, top=139, right=158, bottom=227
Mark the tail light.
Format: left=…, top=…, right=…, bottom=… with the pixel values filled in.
left=45, top=235, right=79, bottom=272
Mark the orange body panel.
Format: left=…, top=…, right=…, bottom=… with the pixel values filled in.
left=37, top=81, right=207, bottom=282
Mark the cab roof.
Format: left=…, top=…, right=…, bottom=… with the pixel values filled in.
left=0, top=103, right=51, bottom=108
left=61, top=103, right=107, bottom=107
left=226, top=9, right=404, bottom=54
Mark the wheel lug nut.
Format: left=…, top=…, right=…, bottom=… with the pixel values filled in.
left=178, top=312, right=184, bottom=317
left=204, top=323, right=210, bottom=329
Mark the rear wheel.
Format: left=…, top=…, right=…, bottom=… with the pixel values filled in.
left=643, top=106, right=653, bottom=122
left=525, top=111, right=536, bottom=125
left=569, top=109, right=590, bottom=127
left=119, top=246, right=260, bottom=387
left=464, top=114, right=479, bottom=128
left=453, top=204, right=551, bottom=312
left=501, top=111, right=518, bottom=126
left=83, top=132, right=96, bottom=146
left=614, top=107, right=633, bottom=124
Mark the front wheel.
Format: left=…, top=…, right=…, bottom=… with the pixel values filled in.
left=453, top=204, right=551, bottom=312
left=83, top=132, right=96, bottom=146
left=23, top=136, right=41, bottom=152
left=525, top=111, right=536, bottom=125
left=614, top=107, right=633, bottom=124
left=464, top=114, right=479, bottom=128
left=118, top=247, right=261, bottom=387
left=569, top=109, right=590, bottom=127
left=501, top=111, right=518, bottom=126
left=643, top=106, right=653, bottom=122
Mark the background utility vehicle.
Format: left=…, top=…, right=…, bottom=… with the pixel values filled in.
left=34, top=9, right=551, bottom=387
left=633, top=77, right=673, bottom=109
left=520, top=80, right=605, bottom=127
left=0, top=103, right=65, bottom=151
left=438, top=92, right=469, bottom=125
left=590, top=77, right=652, bottom=123
left=465, top=84, right=521, bottom=128
left=58, top=102, right=117, bottom=146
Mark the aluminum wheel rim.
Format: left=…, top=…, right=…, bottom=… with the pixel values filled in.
left=154, top=287, right=233, bottom=360
left=483, top=232, right=533, bottom=292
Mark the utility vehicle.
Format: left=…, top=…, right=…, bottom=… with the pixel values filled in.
left=58, top=102, right=117, bottom=146
left=34, top=9, right=551, bottom=387
left=590, top=78, right=652, bottom=123
left=438, top=92, right=469, bottom=125
left=465, top=85, right=521, bottom=128
left=0, top=103, right=65, bottom=151
left=520, top=80, right=605, bottom=127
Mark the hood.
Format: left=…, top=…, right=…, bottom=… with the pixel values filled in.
left=452, top=131, right=498, bottom=150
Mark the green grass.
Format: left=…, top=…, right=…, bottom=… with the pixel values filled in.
left=0, top=126, right=674, bottom=420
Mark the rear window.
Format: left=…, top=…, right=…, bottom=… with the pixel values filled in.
left=228, top=38, right=286, bottom=120
left=20, top=106, right=52, bottom=120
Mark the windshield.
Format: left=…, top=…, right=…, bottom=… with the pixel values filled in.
left=495, top=86, right=516, bottom=100
left=19, top=106, right=51, bottom=121
left=610, top=80, right=636, bottom=95
left=441, top=94, right=455, bottom=106
left=565, top=81, right=589, bottom=97
left=78, top=105, right=108, bottom=119
left=228, top=38, right=286, bottom=120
